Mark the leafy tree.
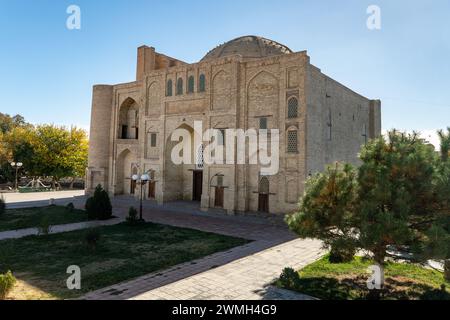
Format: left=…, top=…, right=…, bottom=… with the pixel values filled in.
left=286, top=162, right=359, bottom=262
left=0, top=112, right=30, bottom=134
left=33, top=125, right=88, bottom=188
left=0, top=122, right=88, bottom=187
left=0, top=126, right=37, bottom=182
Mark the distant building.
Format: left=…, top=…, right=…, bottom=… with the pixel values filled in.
left=87, top=35, right=381, bottom=214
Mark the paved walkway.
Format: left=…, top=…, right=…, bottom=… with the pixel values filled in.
left=83, top=238, right=324, bottom=300
left=2, top=190, right=85, bottom=209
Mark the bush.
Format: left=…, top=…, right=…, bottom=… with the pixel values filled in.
left=279, top=267, right=301, bottom=290
left=126, top=206, right=138, bottom=225
left=85, top=228, right=101, bottom=251
left=38, top=215, right=52, bottom=235
left=66, top=202, right=75, bottom=212
left=85, top=185, right=112, bottom=220
left=0, top=271, right=16, bottom=300
left=0, top=195, right=5, bottom=216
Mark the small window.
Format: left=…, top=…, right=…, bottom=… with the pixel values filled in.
left=287, top=97, right=298, bottom=119
left=176, top=78, right=183, bottom=95
left=150, top=133, right=157, bottom=147
left=362, top=124, right=368, bottom=144
left=287, top=130, right=298, bottom=153
left=259, top=117, right=267, bottom=130
left=188, top=76, right=195, bottom=93
left=166, top=79, right=173, bottom=96
left=199, top=74, right=206, bottom=92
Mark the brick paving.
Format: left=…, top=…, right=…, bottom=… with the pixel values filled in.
left=83, top=238, right=323, bottom=300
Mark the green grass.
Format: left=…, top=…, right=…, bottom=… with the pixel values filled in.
left=0, top=206, right=88, bottom=232
left=0, top=222, right=249, bottom=299
left=276, top=255, right=450, bottom=300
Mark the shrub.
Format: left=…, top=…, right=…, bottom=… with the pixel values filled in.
left=0, top=195, right=5, bottom=216
left=85, top=228, right=101, bottom=251
left=85, top=185, right=112, bottom=220
left=38, top=215, right=52, bottom=235
left=279, top=267, right=301, bottom=290
left=126, top=206, right=138, bottom=225
left=0, top=271, right=16, bottom=300
left=66, top=202, right=75, bottom=212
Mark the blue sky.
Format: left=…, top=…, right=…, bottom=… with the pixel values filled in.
left=0, top=0, right=449, bottom=145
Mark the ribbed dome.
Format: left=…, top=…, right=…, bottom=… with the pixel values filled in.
left=201, top=36, right=293, bottom=61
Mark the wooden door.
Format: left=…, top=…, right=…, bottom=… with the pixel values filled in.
left=214, top=187, right=224, bottom=208
left=148, top=181, right=156, bottom=199
left=258, top=194, right=269, bottom=212
left=130, top=179, right=136, bottom=195
left=192, top=171, right=203, bottom=201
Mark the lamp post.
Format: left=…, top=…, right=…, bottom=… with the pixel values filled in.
left=131, top=173, right=150, bottom=221
left=10, top=162, right=23, bottom=191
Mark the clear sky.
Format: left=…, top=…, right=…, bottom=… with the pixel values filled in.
left=0, top=0, right=449, bottom=145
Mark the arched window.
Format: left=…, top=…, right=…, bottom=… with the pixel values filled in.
left=287, top=130, right=298, bottom=153
left=198, top=74, right=206, bottom=92
left=166, top=79, right=173, bottom=97
left=176, top=78, right=183, bottom=95
left=287, top=97, right=298, bottom=119
left=188, top=76, right=195, bottom=93
left=259, top=176, right=269, bottom=194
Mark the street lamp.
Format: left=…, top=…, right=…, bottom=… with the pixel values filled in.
left=131, top=173, right=150, bottom=221
left=10, top=162, right=23, bottom=191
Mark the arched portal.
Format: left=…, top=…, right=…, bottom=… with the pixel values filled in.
left=115, top=149, right=137, bottom=195
left=118, top=98, right=139, bottom=139
left=163, top=124, right=201, bottom=202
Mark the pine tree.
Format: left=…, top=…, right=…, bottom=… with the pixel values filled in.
left=286, top=162, right=359, bottom=262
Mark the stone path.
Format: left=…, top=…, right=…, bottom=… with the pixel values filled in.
left=83, top=238, right=324, bottom=300
left=2, top=190, right=85, bottom=209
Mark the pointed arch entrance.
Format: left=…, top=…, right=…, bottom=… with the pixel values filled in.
left=163, top=123, right=202, bottom=202
left=258, top=176, right=269, bottom=212
left=115, top=148, right=137, bottom=195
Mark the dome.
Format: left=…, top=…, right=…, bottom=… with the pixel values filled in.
left=201, top=36, right=293, bottom=61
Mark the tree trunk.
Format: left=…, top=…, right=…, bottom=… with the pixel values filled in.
left=69, top=177, right=75, bottom=189
left=368, top=248, right=386, bottom=300
left=445, top=259, right=450, bottom=282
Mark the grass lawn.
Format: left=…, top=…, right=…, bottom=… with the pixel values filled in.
left=0, top=222, right=249, bottom=300
left=276, top=255, right=450, bottom=300
left=0, top=205, right=89, bottom=232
